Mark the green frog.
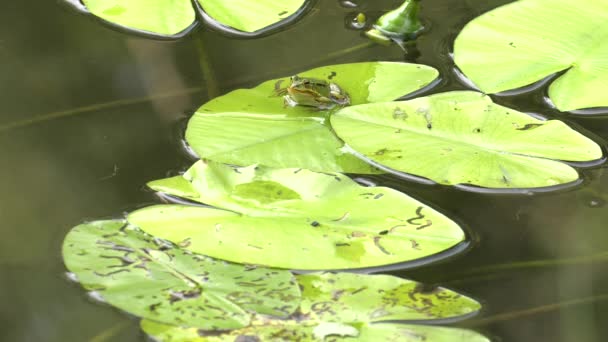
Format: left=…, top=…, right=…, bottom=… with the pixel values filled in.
left=275, top=75, right=350, bottom=110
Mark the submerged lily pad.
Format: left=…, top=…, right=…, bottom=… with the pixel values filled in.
left=331, top=91, right=602, bottom=189
left=128, top=160, right=464, bottom=270
left=454, top=0, right=608, bottom=111
left=141, top=272, right=485, bottom=341
left=62, top=220, right=300, bottom=329
left=186, top=62, right=439, bottom=173
left=75, top=0, right=307, bottom=37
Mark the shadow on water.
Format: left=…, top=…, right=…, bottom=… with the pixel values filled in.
left=2, top=0, right=608, bottom=341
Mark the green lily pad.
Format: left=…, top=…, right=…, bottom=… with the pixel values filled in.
left=141, top=272, right=485, bottom=341
left=142, top=321, right=489, bottom=342
left=454, top=0, right=608, bottom=111
left=331, top=91, right=602, bottom=189
left=76, top=0, right=308, bottom=37
left=80, top=0, right=196, bottom=36
left=186, top=62, right=439, bottom=173
left=197, top=0, right=306, bottom=33
left=62, top=220, right=301, bottom=329
left=296, top=272, right=480, bottom=322
left=128, top=160, right=465, bottom=270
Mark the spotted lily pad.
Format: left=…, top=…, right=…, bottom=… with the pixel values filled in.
left=186, top=62, right=439, bottom=173
left=62, top=220, right=300, bottom=329
left=128, top=160, right=465, bottom=270
left=141, top=272, right=486, bottom=341
left=142, top=321, right=489, bottom=341
left=331, top=91, right=602, bottom=189
left=454, top=0, right=608, bottom=111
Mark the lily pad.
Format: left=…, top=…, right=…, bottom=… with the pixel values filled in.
left=331, top=91, right=602, bottom=189
left=454, top=0, right=608, bottom=111
left=296, top=272, right=481, bottom=323
left=128, top=160, right=465, bottom=270
left=80, top=0, right=196, bottom=36
left=197, top=0, right=307, bottom=33
left=141, top=272, right=485, bottom=341
left=186, top=62, right=439, bottom=173
left=75, top=0, right=308, bottom=37
left=142, top=321, right=489, bottom=342
left=62, top=220, right=301, bottom=329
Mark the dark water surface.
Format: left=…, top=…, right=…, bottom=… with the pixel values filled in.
left=2, top=0, right=608, bottom=341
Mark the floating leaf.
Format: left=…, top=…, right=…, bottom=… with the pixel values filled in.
left=141, top=272, right=485, bottom=341
left=80, top=0, right=196, bottom=36
left=186, top=62, right=439, bottom=173
left=128, top=160, right=464, bottom=270
left=197, top=0, right=306, bottom=33
left=62, top=220, right=300, bottom=329
left=296, top=272, right=480, bottom=322
left=142, top=321, right=489, bottom=342
left=454, top=0, right=608, bottom=111
left=331, top=91, right=602, bottom=189
left=74, top=0, right=308, bottom=37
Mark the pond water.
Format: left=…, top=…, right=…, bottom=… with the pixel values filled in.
left=2, top=0, right=608, bottom=341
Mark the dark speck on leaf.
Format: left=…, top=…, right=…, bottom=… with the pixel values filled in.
left=328, top=71, right=337, bottom=79
left=516, top=123, right=544, bottom=131
left=379, top=230, right=388, bottom=235
left=474, top=128, right=481, bottom=133
left=278, top=10, right=288, bottom=16
left=311, top=221, right=320, bottom=227
left=374, top=193, right=384, bottom=199
left=509, top=42, right=516, bottom=47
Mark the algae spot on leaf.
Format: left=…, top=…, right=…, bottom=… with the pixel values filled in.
left=62, top=220, right=301, bottom=329
left=331, top=91, right=603, bottom=189
left=130, top=160, right=465, bottom=270
left=454, top=0, right=608, bottom=111
left=185, top=62, right=439, bottom=174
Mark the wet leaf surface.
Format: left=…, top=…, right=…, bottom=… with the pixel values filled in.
left=186, top=62, right=438, bottom=173
left=62, top=220, right=301, bottom=329
left=141, top=272, right=485, bottom=341
left=454, top=0, right=608, bottom=111
left=128, top=160, right=464, bottom=270
left=331, top=91, right=602, bottom=189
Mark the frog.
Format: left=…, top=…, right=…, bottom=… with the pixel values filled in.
left=274, top=75, right=350, bottom=110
